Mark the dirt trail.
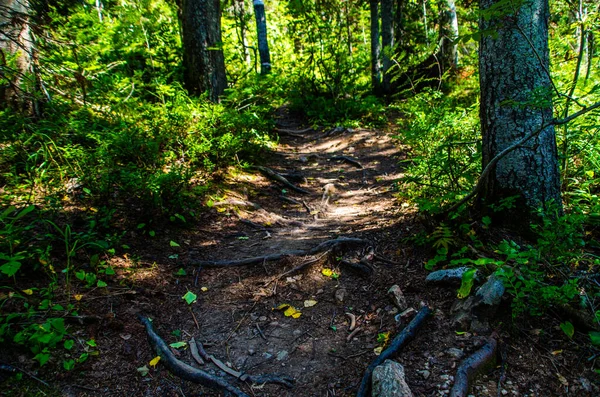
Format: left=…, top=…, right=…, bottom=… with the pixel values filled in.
left=16, top=111, right=594, bottom=397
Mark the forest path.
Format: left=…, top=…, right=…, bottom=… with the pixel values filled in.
left=73, top=110, right=533, bottom=397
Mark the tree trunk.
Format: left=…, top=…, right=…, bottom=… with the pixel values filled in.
left=253, top=0, right=271, bottom=75
left=233, top=0, right=251, bottom=67
left=370, top=0, right=382, bottom=95
left=437, top=0, right=458, bottom=73
left=179, top=0, right=227, bottom=102
left=478, top=0, right=562, bottom=216
left=0, top=0, right=34, bottom=110
left=380, top=0, right=394, bottom=95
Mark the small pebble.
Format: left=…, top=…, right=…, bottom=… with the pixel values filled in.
left=276, top=350, right=289, bottom=361
left=418, top=370, right=431, bottom=380
left=501, top=390, right=508, bottom=396
left=259, top=316, right=267, bottom=321
left=335, top=288, right=346, bottom=303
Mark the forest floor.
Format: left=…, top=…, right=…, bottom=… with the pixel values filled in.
left=3, top=109, right=598, bottom=396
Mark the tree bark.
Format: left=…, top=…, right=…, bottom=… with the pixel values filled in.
left=437, top=0, right=458, bottom=73
left=0, top=0, right=34, bottom=110
left=179, top=0, right=227, bottom=102
left=380, top=0, right=394, bottom=95
left=370, top=0, right=382, bottom=95
left=478, top=0, right=562, bottom=216
left=233, top=0, right=251, bottom=67
left=253, top=0, right=271, bottom=75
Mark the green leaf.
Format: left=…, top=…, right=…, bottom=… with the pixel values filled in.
left=86, top=339, right=97, bottom=347
left=52, top=304, right=64, bottom=311
left=1, top=260, right=22, bottom=277
left=137, top=365, right=150, bottom=376
left=64, top=339, right=75, bottom=350
left=104, top=267, right=115, bottom=275
left=149, top=230, right=156, bottom=237
left=33, top=352, right=51, bottom=366
left=63, top=359, right=75, bottom=370
left=169, top=341, right=187, bottom=349
left=169, top=240, right=180, bottom=247
left=560, top=322, right=574, bottom=338
left=589, top=331, right=600, bottom=346
left=182, top=291, right=197, bottom=305
left=457, top=269, right=477, bottom=299
left=175, top=268, right=187, bottom=276
left=168, top=254, right=179, bottom=259
left=97, top=280, right=107, bottom=288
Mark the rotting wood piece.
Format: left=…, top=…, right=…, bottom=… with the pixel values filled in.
left=449, top=339, right=498, bottom=397
left=253, top=165, right=311, bottom=194
left=191, top=237, right=369, bottom=267
left=138, top=315, right=249, bottom=397
left=356, top=306, right=432, bottom=397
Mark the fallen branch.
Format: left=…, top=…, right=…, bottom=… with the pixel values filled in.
left=449, top=339, right=498, bottom=397
left=356, top=306, right=432, bottom=397
left=189, top=337, right=207, bottom=365
left=213, top=199, right=260, bottom=210
left=253, top=166, right=310, bottom=194
left=138, top=315, right=249, bottom=397
left=330, top=155, right=363, bottom=169
left=276, top=127, right=313, bottom=135
left=191, top=237, right=369, bottom=267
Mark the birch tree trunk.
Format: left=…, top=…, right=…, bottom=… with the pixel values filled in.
left=179, top=0, right=227, bottom=102
left=0, top=0, right=34, bottom=110
left=437, top=0, right=458, bottom=73
left=370, top=0, right=382, bottom=95
left=253, top=0, right=271, bottom=75
left=380, top=0, right=394, bottom=95
left=478, top=0, right=562, bottom=216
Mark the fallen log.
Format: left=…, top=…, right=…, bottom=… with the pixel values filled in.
left=356, top=306, right=432, bottom=397
left=253, top=165, right=310, bottom=194
left=449, top=339, right=498, bottom=397
left=191, top=237, right=369, bottom=267
left=138, top=315, right=249, bottom=397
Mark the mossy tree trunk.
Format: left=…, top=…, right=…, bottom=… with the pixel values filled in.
left=179, top=0, right=227, bottom=102
left=478, top=0, right=562, bottom=216
left=380, top=0, right=394, bottom=96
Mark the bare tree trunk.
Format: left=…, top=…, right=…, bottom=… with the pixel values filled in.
left=381, top=0, right=394, bottom=95
left=478, top=0, right=562, bottom=217
left=0, top=0, right=34, bottom=110
left=253, top=0, right=271, bottom=75
left=437, top=0, right=458, bottom=73
left=233, top=0, right=251, bottom=67
left=178, top=0, right=227, bottom=102
left=370, top=0, right=382, bottom=95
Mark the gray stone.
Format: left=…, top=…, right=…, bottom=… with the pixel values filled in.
left=276, top=350, right=288, bottom=361
left=476, top=275, right=505, bottom=306
left=335, top=288, right=346, bottom=303
left=417, top=370, right=431, bottom=380
left=372, top=360, right=413, bottom=397
left=388, top=285, right=408, bottom=311
left=426, top=267, right=475, bottom=286
left=446, top=348, right=465, bottom=359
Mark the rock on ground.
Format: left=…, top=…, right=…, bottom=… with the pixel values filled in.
left=372, top=359, right=414, bottom=397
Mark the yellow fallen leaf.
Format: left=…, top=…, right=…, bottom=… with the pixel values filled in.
left=284, top=306, right=302, bottom=318
left=201, top=287, right=208, bottom=292
left=373, top=346, right=383, bottom=355
left=322, top=268, right=333, bottom=277
left=275, top=303, right=291, bottom=310
left=22, top=289, right=33, bottom=295
left=551, top=350, right=563, bottom=355
left=149, top=356, right=161, bottom=368
left=74, top=294, right=83, bottom=301
left=304, top=299, right=317, bottom=308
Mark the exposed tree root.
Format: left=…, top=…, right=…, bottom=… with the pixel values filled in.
left=330, top=155, right=363, bottom=169
left=138, top=315, right=249, bottom=397
left=139, top=315, right=294, bottom=395
left=449, top=338, right=498, bottom=397
left=356, top=306, right=432, bottom=397
left=190, top=237, right=369, bottom=267
left=276, top=127, right=314, bottom=138
left=253, top=165, right=311, bottom=194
